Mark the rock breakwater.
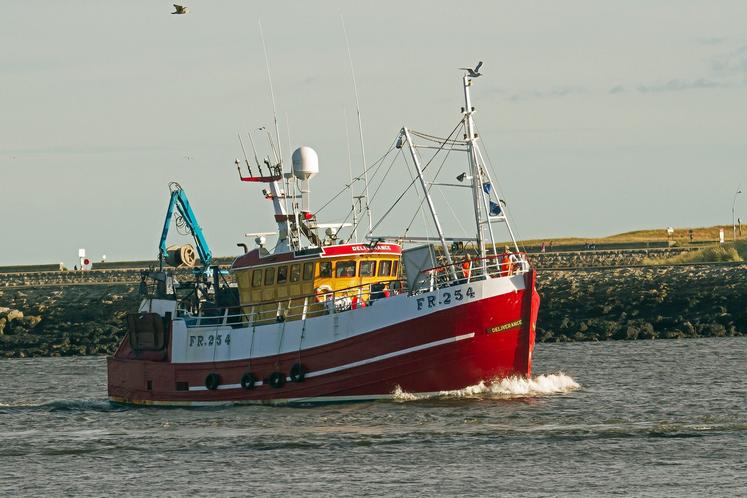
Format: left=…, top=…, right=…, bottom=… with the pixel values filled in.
left=0, top=258, right=744, bottom=357
left=536, top=264, right=747, bottom=342
left=529, top=247, right=694, bottom=269
left=0, top=284, right=140, bottom=358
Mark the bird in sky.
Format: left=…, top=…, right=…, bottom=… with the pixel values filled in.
left=172, top=4, right=189, bottom=15
left=459, top=61, right=483, bottom=77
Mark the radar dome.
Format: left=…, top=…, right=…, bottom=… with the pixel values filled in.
left=292, top=146, right=319, bottom=180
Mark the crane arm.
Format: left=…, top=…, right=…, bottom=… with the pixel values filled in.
left=159, top=184, right=213, bottom=269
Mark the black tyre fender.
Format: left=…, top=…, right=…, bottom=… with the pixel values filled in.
left=290, top=363, right=307, bottom=383
left=240, top=372, right=257, bottom=390
left=268, top=372, right=286, bottom=388
left=205, top=373, right=220, bottom=390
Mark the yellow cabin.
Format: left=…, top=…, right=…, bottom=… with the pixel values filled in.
left=231, top=243, right=402, bottom=323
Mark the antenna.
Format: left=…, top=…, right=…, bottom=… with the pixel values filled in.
left=340, top=13, right=372, bottom=234
left=258, top=18, right=283, bottom=168
left=285, top=112, right=292, bottom=160
left=237, top=132, right=254, bottom=176
left=343, top=107, right=358, bottom=242
left=246, top=131, right=262, bottom=172
left=261, top=126, right=280, bottom=167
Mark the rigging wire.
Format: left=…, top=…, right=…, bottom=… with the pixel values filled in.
left=334, top=146, right=405, bottom=242
left=312, top=136, right=398, bottom=217
left=474, top=121, right=527, bottom=251
left=400, top=147, right=432, bottom=243
left=368, top=147, right=404, bottom=204
left=330, top=147, right=403, bottom=242
left=368, top=120, right=463, bottom=235
left=353, top=147, right=404, bottom=239
left=409, top=129, right=467, bottom=146
left=402, top=122, right=462, bottom=236
left=436, top=185, right=469, bottom=238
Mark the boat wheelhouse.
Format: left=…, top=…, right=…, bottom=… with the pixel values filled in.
left=231, top=241, right=402, bottom=324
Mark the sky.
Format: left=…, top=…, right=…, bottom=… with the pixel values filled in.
left=1, top=1, right=746, bottom=266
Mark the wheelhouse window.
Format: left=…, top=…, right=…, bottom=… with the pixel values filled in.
left=252, top=270, right=263, bottom=287
left=290, top=264, right=301, bottom=283
left=336, top=260, right=356, bottom=278
left=303, top=262, right=314, bottom=280
left=319, top=261, right=332, bottom=278
left=277, top=265, right=288, bottom=284
left=378, top=260, right=392, bottom=277
left=360, top=260, right=376, bottom=277
left=264, top=267, right=275, bottom=286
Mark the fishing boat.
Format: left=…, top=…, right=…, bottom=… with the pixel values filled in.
left=107, top=67, right=540, bottom=405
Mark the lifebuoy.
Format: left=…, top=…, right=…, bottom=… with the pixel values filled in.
left=290, top=363, right=307, bottom=383
left=314, top=285, right=333, bottom=303
left=240, top=372, right=257, bottom=390
left=205, top=372, right=220, bottom=390
left=268, top=372, right=286, bottom=388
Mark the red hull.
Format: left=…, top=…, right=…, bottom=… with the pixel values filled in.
left=108, top=272, right=540, bottom=405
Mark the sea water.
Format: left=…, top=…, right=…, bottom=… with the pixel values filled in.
left=1, top=337, right=745, bottom=497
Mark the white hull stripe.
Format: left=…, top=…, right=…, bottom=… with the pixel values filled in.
left=188, top=332, right=475, bottom=392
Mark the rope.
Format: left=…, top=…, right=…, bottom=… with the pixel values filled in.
left=313, top=136, right=398, bottom=217
left=402, top=123, right=462, bottom=235
left=474, top=121, right=527, bottom=252
left=368, top=120, right=463, bottom=234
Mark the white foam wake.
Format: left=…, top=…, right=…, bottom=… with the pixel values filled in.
left=392, top=373, right=580, bottom=402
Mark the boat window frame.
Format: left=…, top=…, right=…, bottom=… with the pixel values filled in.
left=378, top=260, right=392, bottom=277
left=335, top=260, right=357, bottom=278
left=252, top=270, right=263, bottom=287
left=277, top=265, right=288, bottom=284
left=290, top=264, right=301, bottom=283
left=359, top=260, right=376, bottom=277
left=319, top=261, right=332, bottom=278
left=303, top=262, right=314, bottom=280
left=264, top=267, right=276, bottom=286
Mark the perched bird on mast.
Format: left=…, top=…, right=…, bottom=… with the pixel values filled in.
left=459, top=61, right=483, bottom=77
left=172, top=4, right=189, bottom=14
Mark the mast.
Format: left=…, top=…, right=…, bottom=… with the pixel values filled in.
left=402, top=127, right=458, bottom=281
left=462, top=73, right=504, bottom=262
left=462, top=75, right=486, bottom=259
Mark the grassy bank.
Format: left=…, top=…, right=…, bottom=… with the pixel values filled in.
left=642, top=241, right=747, bottom=265
left=517, top=225, right=743, bottom=248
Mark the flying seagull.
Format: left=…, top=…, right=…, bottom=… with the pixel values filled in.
left=459, top=61, right=483, bottom=77
left=172, top=4, right=189, bottom=14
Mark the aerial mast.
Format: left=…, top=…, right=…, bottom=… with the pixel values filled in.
left=258, top=18, right=283, bottom=169
left=341, top=14, right=372, bottom=235
left=460, top=62, right=504, bottom=263
left=460, top=62, right=520, bottom=261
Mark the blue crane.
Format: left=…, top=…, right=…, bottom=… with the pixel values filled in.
left=159, top=182, right=212, bottom=271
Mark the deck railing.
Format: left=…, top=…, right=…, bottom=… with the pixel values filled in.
left=179, top=278, right=408, bottom=329
left=413, top=252, right=530, bottom=291
left=177, top=252, right=530, bottom=329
